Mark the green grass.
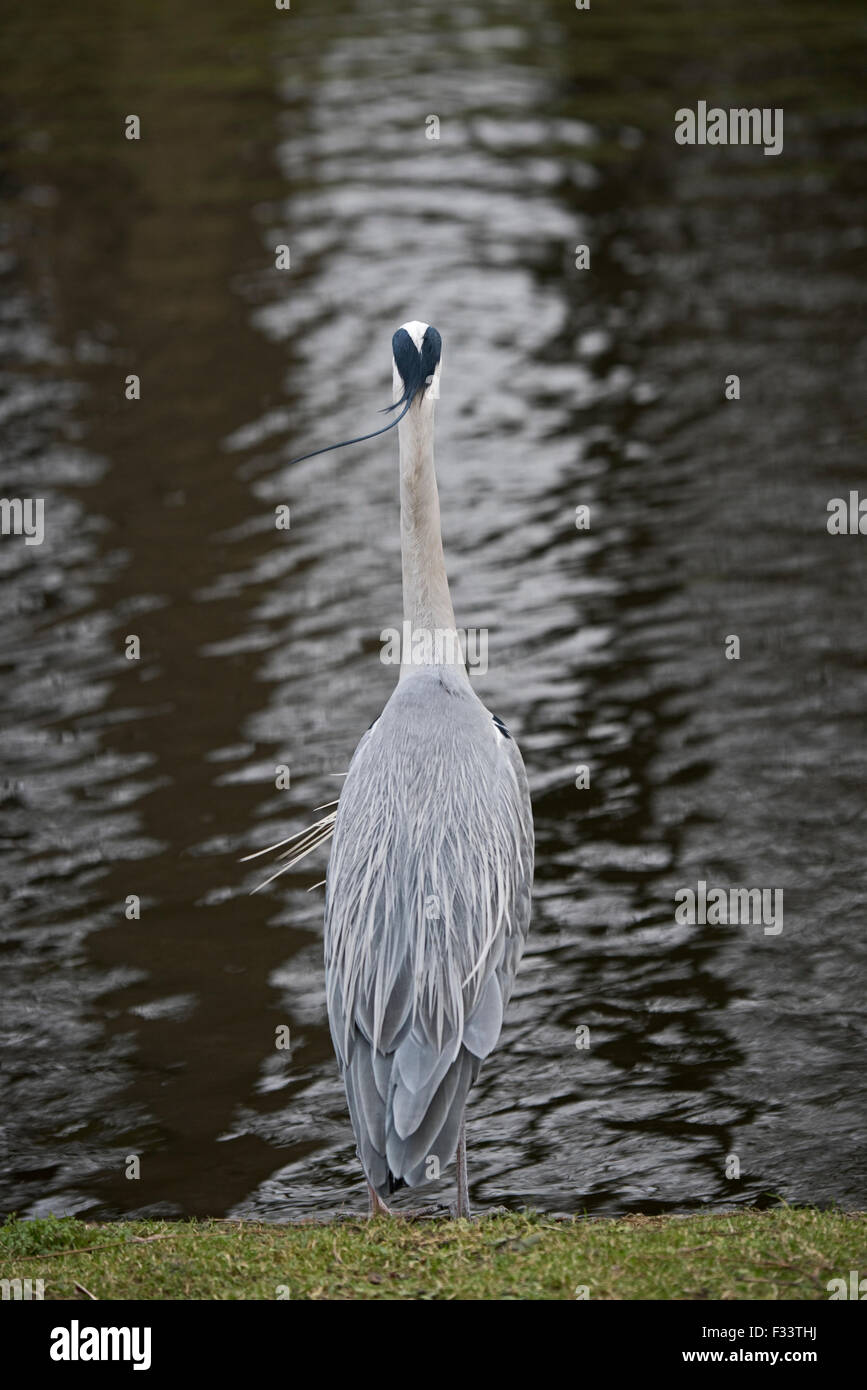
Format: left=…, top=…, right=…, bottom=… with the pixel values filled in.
left=1, top=1207, right=864, bottom=1300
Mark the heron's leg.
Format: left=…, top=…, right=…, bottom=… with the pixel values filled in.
left=367, top=1182, right=391, bottom=1217
left=455, top=1119, right=471, bottom=1219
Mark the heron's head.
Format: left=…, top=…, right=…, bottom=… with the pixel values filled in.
left=392, top=321, right=442, bottom=412
left=284, top=321, right=443, bottom=467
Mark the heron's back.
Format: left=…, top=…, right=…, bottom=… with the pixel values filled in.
left=324, top=666, right=533, bottom=1194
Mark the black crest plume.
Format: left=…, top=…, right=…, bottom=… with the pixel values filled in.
left=286, top=325, right=442, bottom=467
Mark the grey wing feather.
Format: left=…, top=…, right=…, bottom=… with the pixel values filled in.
left=462, top=971, right=504, bottom=1059
left=325, top=670, right=533, bottom=1196
left=344, top=1041, right=388, bottom=1191
left=386, top=1049, right=480, bottom=1187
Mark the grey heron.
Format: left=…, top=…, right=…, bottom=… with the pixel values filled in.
left=250, top=322, right=534, bottom=1218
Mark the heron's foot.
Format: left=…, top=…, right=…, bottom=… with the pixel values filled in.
left=393, top=1203, right=450, bottom=1221
left=367, top=1183, right=392, bottom=1217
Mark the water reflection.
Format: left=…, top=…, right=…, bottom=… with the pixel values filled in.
left=0, top=0, right=864, bottom=1220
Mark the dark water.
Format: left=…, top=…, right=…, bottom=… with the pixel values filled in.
left=1, top=0, right=865, bottom=1220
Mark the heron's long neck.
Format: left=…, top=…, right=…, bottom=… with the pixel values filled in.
left=398, top=407, right=462, bottom=677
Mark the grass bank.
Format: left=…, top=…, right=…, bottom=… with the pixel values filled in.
left=1, top=1207, right=863, bottom=1301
